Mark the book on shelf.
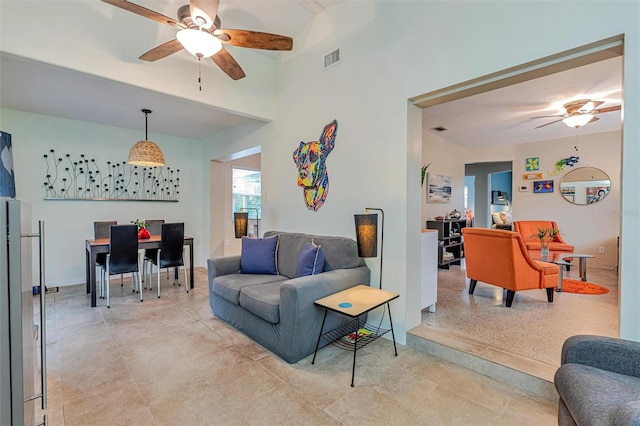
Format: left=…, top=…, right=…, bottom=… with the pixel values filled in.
left=342, top=328, right=372, bottom=343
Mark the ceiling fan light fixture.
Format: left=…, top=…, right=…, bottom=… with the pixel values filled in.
left=563, top=114, right=594, bottom=128
left=177, top=28, right=222, bottom=58
left=128, top=109, right=166, bottom=167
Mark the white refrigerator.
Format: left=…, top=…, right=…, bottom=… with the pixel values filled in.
left=0, top=198, right=47, bottom=425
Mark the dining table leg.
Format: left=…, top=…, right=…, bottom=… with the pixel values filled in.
left=85, top=246, right=90, bottom=294
left=89, top=247, right=98, bottom=307
left=189, top=242, right=194, bottom=289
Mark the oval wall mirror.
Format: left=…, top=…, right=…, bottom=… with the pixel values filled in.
left=559, top=167, right=611, bottom=205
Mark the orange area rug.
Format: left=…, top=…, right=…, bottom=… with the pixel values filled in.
left=562, top=279, right=609, bottom=294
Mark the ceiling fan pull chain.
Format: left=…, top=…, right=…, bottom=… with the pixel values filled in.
left=198, top=57, right=202, bottom=91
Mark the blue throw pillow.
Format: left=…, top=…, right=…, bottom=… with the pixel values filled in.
left=295, top=240, right=325, bottom=277
left=241, top=236, right=279, bottom=274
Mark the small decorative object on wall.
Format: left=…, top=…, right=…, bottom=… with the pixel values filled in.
left=523, top=172, right=543, bottom=180
left=421, top=163, right=431, bottom=187
left=533, top=180, right=554, bottom=193
left=0, top=131, right=16, bottom=198
left=549, top=155, right=580, bottom=176
left=42, top=149, right=179, bottom=201
left=292, top=120, right=337, bottom=211
left=519, top=185, right=528, bottom=192
left=491, top=191, right=508, bottom=205
left=427, top=173, right=452, bottom=203
left=525, top=157, right=539, bottom=171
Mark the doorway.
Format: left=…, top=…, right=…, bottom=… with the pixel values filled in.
left=411, top=37, right=623, bottom=379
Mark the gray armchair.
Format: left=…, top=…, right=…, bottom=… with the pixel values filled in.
left=554, top=335, right=640, bottom=426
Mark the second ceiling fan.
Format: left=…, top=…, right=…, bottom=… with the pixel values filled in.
left=101, top=0, right=293, bottom=80
left=531, top=99, right=621, bottom=129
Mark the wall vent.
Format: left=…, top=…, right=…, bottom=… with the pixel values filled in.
left=324, top=48, right=341, bottom=69
left=431, top=126, right=448, bottom=132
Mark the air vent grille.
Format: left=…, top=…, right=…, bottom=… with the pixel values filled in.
left=324, top=49, right=341, bottom=69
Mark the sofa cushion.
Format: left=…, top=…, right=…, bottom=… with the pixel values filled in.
left=295, top=241, right=325, bottom=277
left=239, top=281, right=282, bottom=324
left=555, top=363, right=640, bottom=425
left=264, top=231, right=365, bottom=278
left=213, top=273, right=286, bottom=305
left=241, top=236, right=279, bottom=274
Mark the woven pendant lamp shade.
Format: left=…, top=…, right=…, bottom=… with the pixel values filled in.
left=128, top=140, right=165, bottom=167
left=128, top=109, right=165, bottom=167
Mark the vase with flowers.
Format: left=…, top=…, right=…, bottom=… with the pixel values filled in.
left=131, top=219, right=150, bottom=240
left=534, top=227, right=560, bottom=259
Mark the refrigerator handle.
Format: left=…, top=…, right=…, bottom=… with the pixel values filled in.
left=38, top=220, right=46, bottom=410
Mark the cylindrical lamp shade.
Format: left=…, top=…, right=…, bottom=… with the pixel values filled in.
left=234, top=212, right=249, bottom=238
left=354, top=213, right=378, bottom=258
left=128, top=140, right=165, bottom=167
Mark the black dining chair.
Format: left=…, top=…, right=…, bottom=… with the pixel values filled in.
left=94, top=221, right=116, bottom=295
left=101, top=224, right=142, bottom=308
left=142, top=219, right=165, bottom=288
left=145, top=223, right=188, bottom=298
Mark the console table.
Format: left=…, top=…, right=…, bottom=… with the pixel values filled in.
left=312, top=285, right=399, bottom=387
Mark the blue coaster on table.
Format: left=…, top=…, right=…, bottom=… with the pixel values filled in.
left=338, top=302, right=352, bottom=308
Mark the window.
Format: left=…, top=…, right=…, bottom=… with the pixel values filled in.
left=232, top=167, right=261, bottom=218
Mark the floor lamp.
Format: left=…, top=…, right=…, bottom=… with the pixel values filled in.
left=354, top=208, right=384, bottom=289
left=234, top=207, right=259, bottom=238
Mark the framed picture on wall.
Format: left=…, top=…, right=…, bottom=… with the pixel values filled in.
left=427, top=173, right=452, bottom=203
left=533, top=180, right=554, bottom=193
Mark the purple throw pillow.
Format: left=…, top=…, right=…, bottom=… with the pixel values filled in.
left=295, top=240, right=325, bottom=277
left=241, top=236, right=279, bottom=274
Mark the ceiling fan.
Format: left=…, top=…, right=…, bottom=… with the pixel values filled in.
left=530, top=99, right=621, bottom=129
left=101, top=0, right=293, bottom=80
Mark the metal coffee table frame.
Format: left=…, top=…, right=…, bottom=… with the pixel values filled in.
left=312, top=285, right=399, bottom=387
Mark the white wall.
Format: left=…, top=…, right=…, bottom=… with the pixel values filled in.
left=3, top=1, right=640, bottom=341
left=429, top=128, right=621, bottom=269
left=202, top=1, right=639, bottom=342
left=422, top=131, right=466, bottom=225
left=1, top=108, right=206, bottom=287
left=509, top=131, right=622, bottom=269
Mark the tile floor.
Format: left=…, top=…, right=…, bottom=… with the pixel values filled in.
left=409, top=261, right=619, bottom=382
left=35, top=267, right=558, bottom=425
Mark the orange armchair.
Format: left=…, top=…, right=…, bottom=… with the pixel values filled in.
left=462, top=228, right=559, bottom=307
left=513, top=220, right=574, bottom=255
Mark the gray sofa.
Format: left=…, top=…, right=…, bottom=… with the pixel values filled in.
left=554, top=335, right=640, bottom=425
left=207, top=231, right=370, bottom=363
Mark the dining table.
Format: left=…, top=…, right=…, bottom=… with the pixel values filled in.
left=85, top=235, right=194, bottom=307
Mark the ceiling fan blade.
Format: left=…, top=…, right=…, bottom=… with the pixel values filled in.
left=530, top=115, right=564, bottom=119
left=214, top=29, right=293, bottom=50
left=211, top=48, right=246, bottom=80
left=190, top=0, right=219, bottom=29
left=139, top=39, right=184, bottom=62
left=587, top=116, right=600, bottom=125
left=534, top=118, right=564, bottom=129
left=593, top=105, right=622, bottom=114
left=101, top=0, right=185, bottom=29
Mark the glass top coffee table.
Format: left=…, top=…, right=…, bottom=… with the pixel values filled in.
left=532, top=253, right=595, bottom=291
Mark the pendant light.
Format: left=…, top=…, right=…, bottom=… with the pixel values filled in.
left=128, top=109, right=165, bottom=167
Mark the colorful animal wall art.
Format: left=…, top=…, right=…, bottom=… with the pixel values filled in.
left=292, top=120, right=337, bottom=211
left=549, top=156, right=579, bottom=176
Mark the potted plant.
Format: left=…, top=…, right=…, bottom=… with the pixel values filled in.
left=534, top=227, right=560, bottom=258
left=131, top=219, right=150, bottom=239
